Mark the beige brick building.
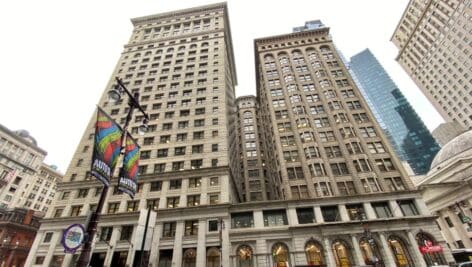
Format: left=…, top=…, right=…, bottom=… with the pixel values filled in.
left=391, top=0, right=472, bottom=130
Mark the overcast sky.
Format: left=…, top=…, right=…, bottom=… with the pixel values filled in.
left=0, top=0, right=444, bottom=172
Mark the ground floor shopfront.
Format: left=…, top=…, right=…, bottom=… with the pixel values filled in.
left=25, top=191, right=455, bottom=267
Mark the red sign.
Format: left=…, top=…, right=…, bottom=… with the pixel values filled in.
left=419, top=245, right=443, bottom=254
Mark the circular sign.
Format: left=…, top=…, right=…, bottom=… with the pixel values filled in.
left=61, top=224, right=85, bottom=253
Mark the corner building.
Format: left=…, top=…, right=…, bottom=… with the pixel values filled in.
left=27, top=4, right=454, bottom=267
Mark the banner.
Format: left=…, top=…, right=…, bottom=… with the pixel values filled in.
left=118, top=132, right=140, bottom=198
left=91, top=107, right=123, bottom=186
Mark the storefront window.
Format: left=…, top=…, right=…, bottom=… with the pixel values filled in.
left=272, top=243, right=290, bottom=267
left=388, top=236, right=412, bottom=267
left=305, top=240, right=324, bottom=266
left=237, top=245, right=253, bottom=267
left=332, top=240, right=352, bottom=267
left=359, top=238, right=383, bottom=266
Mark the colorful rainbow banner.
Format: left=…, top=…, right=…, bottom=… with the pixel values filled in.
left=118, top=132, right=140, bottom=198
left=91, top=107, right=123, bottom=186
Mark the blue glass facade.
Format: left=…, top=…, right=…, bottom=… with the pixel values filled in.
left=349, top=49, right=440, bottom=175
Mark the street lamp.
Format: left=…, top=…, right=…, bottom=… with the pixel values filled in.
left=76, top=77, right=149, bottom=267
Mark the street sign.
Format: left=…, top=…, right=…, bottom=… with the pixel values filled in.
left=462, top=216, right=471, bottom=223
left=61, top=224, right=85, bottom=253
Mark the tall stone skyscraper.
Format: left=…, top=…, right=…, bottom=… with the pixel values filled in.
left=26, top=3, right=238, bottom=266
left=255, top=25, right=415, bottom=200
left=349, top=49, right=440, bottom=175
left=391, top=0, right=472, bottom=130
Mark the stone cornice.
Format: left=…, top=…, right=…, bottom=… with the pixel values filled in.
left=0, top=124, right=47, bottom=155
left=131, top=3, right=227, bottom=26
left=254, top=28, right=330, bottom=46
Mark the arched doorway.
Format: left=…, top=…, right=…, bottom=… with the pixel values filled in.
left=207, top=247, right=220, bottom=267
left=332, top=240, right=352, bottom=267
left=182, top=248, right=196, bottom=267
left=272, top=242, right=290, bottom=267
left=305, top=239, right=324, bottom=266
left=388, top=236, right=413, bottom=267
left=236, top=245, right=253, bottom=267
left=359, top=237, right=383, bottom=266
left=416, top=231, right=447, bottom=266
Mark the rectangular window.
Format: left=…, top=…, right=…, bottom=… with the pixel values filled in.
left=169, top=179, right=182, bottom=190
left=150, top=181, right=162, bottom=191
left=70, top=205, right=82, bottom=216
left=398, top=200, right=419, bottom=216
left=297, top=208, right=315, bottom=224
left=120, top=225, right=133, bottom=241
left=231, top=212, right=254, bottom=228
left=346, top=204, right=364, bottom=220
left=321, top=206, right=340, bottom=222
left=187, top=194, right=200, bottom=207
left=107, top=202, right=120, bottom=214
left=167, top=197, right=180, bottom=208
left=263, top=210, right=288, bottom=227
left=188, top=177, right=201, bottom=188
left=372, top=202, right=393, bottom=218
left=147, top=198, right=159, bottom=211
left=127, top=201, right=139, bottom=212
left=184, top=220, right=199, bottom=236
left=162, top=222, right=176, bottom=237
left=43, top=232, right=53, bottom=243
left=99, top=227, right=113, bottom=241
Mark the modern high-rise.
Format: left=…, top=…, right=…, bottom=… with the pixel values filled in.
left=391, top=0, right=472, bottom=130
left=0, top=124, right=62, bottom=215
left=349, top=48, right=440, bottom=175
left=26, top=5, right=455, bottom=267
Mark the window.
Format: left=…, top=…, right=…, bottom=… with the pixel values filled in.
left=191, top=159, right=203, bottom=169
left=43, top=232, right=53, bottom=243
left=372, top=202, right=393, bottom=218
left=330, top=163, right=349, bottom=176
left=149, top=181, right=162, bottom=191
left=321, top=206, right=339, bottom=222
left=263, top=210, right=288, bottom=227
left=445, top=217, right=454, bottom=227
left=35, top=257, right=45, bottom=265
left=120, top=225, right=133, bottom=241
left=287, top=167, right=304, bottom=180
left=375, top=158, right=396, bottom=172
left=174, top=147, right=186, bottom=156
left=212, top=144, right=218, bottom=152
left=231, top=212, right=254, bottom=228
left=53, top=208, right=63, bottom=218
left=193, top=131, right=204, bottom=140
left=192, top=144, right=204, bottom=154
left=187, top=195, right=200, bottom=207
left=157, top=149, right=168, bottom=158
left=297, top=208, right=315, bottom=224
left=209, top=177, right=219, bottom=186
left=61, top=191, right=70, bottom=200
left=146, top=198, right=159, bottom=211
left=167, top=197, right=180, bottom=208
left=346, top=204, right=364, bottom=220
left=169, top=179, right=182, bottom=190
left=208, top=220, right=219, bottom=232
left=107, top=202, right=120, bottom=214
left=185, top=220, right=199, bottom=236
left=172, top=161, right=184, bottom=171
left=361, top=177, right=381, bottom=193
left=77, top=188, right=88, bottom=198
left=99, top=227, right=113, bottom=241
left=384, top=177, right=406, bottom=191
left=162, top=222, right=176, bottom=237
left=154, top=163, right=166, bottom=173
left=189, top=177, right=201, bottom=188
left=127, top=201, right=139, bottom=212
left=398, top=200, right=419, bottom=216
left=70, top=205, right=82, bottom=216
left=176, top=133, right=187, bottom=142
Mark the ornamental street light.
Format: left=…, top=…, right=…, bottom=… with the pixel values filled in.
left=76, top=77, right=149, bottom=267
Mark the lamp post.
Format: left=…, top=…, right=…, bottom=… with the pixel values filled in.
left=76, top=77, right=149, bottom=267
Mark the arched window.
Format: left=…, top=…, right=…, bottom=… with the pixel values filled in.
left=272, top=242, right=290, bottom=267
left=332, top=240, right=352, bottom=267
left=359, top=237, right=383, bottom=266
left=237, top=245, right=253, bottom=267
left=416, top=232, right=446, bottom=266
left=178, top=46, right=186, bottom=51
left=388, top=235, right=413, bottom=267
left=319, top=45, right=331, bottom=52
left=182, top=248, right=196, bottom=267
left=167, top=47, right=174, bottom=53
left=305, top=239, right=324, bottom=266
left=201, top=42, right=209, bottom=47
left=206, top=247, right=220, bottom=267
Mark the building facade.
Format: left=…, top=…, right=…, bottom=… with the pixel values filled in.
left=0, top=208, right=41, bottom=267
left=0, top=124, right=61, bottom=215
left=235, top=95, right=275, bottom=202
left=349, top=49, right=440, bottom=175
left=26, top=5, right=454, bottom=267
left=391, top=0, right=472, bottom=130
left=432, top=121, right=465, bottom=147
left=415, top=130, right=472, bottom=251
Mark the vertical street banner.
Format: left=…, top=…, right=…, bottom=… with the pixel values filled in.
left=91, top=107, right=123, bottom=186
left=118, top=132, right=140, bottom=198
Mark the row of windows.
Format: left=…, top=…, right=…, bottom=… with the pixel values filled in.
left=58, top=193, right=221, bottom=217
left=231, top=199, right=419, bottom=228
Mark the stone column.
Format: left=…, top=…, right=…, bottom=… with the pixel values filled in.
left=149, top=223, right=163, bottom=267
left=287, top=207, right=298, bottom=225
left=406, top=231, right=427, bottom=267
left=339, top=204, right=349, bottom=221
left=23, top=231, right=43, bottom=267
left=254, top=210, right=264, bottom=228
left=363, top=202, right=376, bottom=219
left=196, top=219, right=207, bottom=267
left=172, top=221, right=184, bottom=267
left=314, top=206, right=324, bottom=223
left=389, top=200, right=403, bottom=217
left=379, top=232, right=396, bottom=267
left=221, top=218, right=230, bottom=267
left=351, top=235, right=365, bottom=265
left=43, top=232, right=61, bottom=266
left=256, top=238, right=268, bottom=266
left=322, top=237, right=335, bottom=267
left=447, top=209, right=472, bottom=247
left=414, top=198, right=430, bottom=215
